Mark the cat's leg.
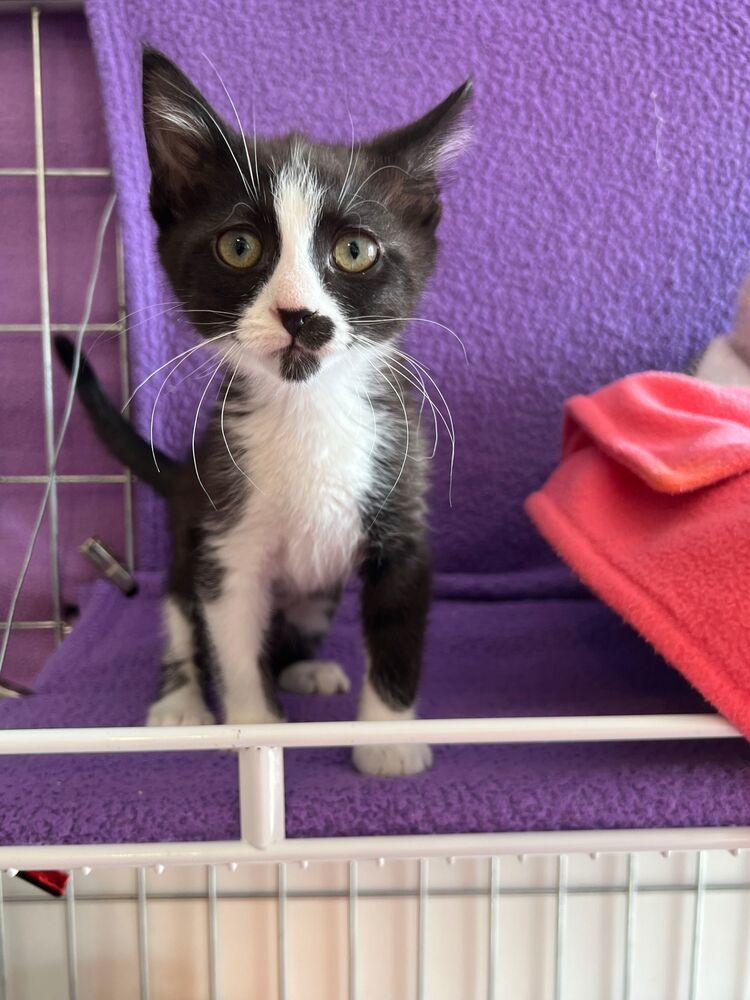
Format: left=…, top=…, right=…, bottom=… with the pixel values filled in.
left=352, top=536, right=433, bottom=776
left=275, top=592, right=349, bottom=695
left=147, top=595, right=215, bottom=726
left=202, top=568, right=281, bottom=725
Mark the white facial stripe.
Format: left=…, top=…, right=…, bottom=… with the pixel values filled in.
left=271, top=155, right=326, bottom=311
left=235, top=147, right=351, bottom=377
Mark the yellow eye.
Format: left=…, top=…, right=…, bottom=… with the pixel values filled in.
left=332, top=233, right=379, bottom=273
left=216, top=229, right=262, bottom=269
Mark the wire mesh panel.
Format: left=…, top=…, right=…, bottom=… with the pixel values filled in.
left=0, top=852, right=748, bottom=1000
left=0, top=4, right=133, bottom=690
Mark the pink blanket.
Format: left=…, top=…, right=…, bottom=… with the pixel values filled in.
left=527, top=371, right=750, bottom=738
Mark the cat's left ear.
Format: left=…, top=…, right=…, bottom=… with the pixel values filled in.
left=368, top=80, right=473, bottom=179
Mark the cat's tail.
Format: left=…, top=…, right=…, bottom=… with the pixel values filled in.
left=53, top=335, right=179, bottom=497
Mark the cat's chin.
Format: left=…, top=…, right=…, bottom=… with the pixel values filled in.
left=276, top=344, right=322, bottom=383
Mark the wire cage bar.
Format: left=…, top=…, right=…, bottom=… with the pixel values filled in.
left=0, top=3, right=134, bottom=681
left=1, top=852, right=749, bottom=1000
left=31, top=5, right=63, bottom=645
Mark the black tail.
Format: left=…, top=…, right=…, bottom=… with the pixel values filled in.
left=53, top=335, right=179, bottom=497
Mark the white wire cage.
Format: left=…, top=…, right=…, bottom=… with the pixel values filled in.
left=2, top=4, right=750, bottom=998
left=3, top=851, right=750, bottom=1000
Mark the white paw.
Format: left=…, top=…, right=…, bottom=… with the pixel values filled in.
left=146, top=687, right=215, bottom=727
left=352, top=743, right=433, bottom=777
left=224, top=703, right=283, bottom=725
left=278, top=660, right=351, bottom=695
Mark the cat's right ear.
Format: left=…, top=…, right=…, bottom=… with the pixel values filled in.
left=142, top=49, right=231, bottom=225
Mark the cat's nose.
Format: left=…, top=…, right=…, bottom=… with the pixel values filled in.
left=277, top=308, right=316, bottom=338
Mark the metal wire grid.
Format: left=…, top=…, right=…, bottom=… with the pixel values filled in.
left=0, top=5, right=134, bottom=664
left=0, top=853, right=733, bottom=1000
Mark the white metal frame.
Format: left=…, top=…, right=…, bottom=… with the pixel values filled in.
left=0, top=713, right=744, bottom=870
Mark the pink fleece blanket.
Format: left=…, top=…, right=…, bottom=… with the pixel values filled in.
left=527, top=372, right=750, bottom=738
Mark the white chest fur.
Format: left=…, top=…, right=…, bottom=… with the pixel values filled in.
left=226, top=368, right=380, bottom=594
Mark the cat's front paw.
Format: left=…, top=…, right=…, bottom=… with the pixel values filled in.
left=352, top=743, right=433, bottom=777
left=278, top=660, right=350, bottom=695
left=146, top=688, right=215, bottom=727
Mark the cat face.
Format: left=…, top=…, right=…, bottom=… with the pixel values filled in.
left=142, top=51, right=471, bottom=383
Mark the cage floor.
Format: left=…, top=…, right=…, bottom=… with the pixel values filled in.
left=0, top=572, right=748, bottom=845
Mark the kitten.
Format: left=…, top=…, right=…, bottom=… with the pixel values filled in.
left=57, top=50, right=471, bottom=776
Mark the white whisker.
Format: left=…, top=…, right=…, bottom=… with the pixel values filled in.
left=351, top=315, right=469, bottom=363
left=383, top=351, right=439, bottom=459
left=220, top=357, right=267, bottom=495
left=158, top=73, right=254, bottom=201
left=343, top=351, right=379, bottom=463
left=165, top=352, right=225, bottom=394
left=337, top=103, right=359, bottom=209
left=122, top=331, right=233, bottom=411
left=360, top=357, right=410, bottom=530
left=392, top=348, right=457, bottom=505
left=345, top=163, right=416, bottom=211
left=191, top=359, right=225, bottom=510
left=149, top=338, right=233, bottom=470
left=252, top=101, right=259, bottom=200
left=88, top=300, right=184, bottom=351
left=355, top=338, right=456, bottom=504
left=201, top=53, right=258, bottom=197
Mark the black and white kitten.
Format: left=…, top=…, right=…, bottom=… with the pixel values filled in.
left=59, top=51, right=471, bottom=776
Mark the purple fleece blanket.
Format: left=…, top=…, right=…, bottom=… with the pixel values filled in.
left=82, top=0, right=750, bottom=574
left=2, top=574, right=750, bottom=845
left=4, top=0, right=750, bottom=844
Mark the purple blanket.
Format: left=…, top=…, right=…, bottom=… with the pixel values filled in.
left=2, top=575, right=749, bottom=845
left=83, top=0, right=750, bottom=573
left=4, top=0, right=750, bottom=844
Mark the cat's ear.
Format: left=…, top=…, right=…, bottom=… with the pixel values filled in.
left=369, top=80, right=473, bottom=179
left=142, top=48, right=233, bottom=224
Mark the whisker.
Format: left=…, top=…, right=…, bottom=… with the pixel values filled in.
left=220, top=357, right=267, bottom=496
left=359, top=357, right=410, bottom=530
left=88, top=300, right=237, bottom=356
left=191, top=359, right=225, bottom=510
left=201, top=53, right=258, bottom=198
left=337, top=103, right=359, bottom=209
left=157, top=73, right=254, bottom=201
left=343, top=351, right=379, bottom=462
left=88, top=300, right=183, bottom=351
left=186, top=308, right=244, bottom=319
left=392, top=348, right=457, bottom=505
left=356, top=338, right=456, bottom=503
left=353, top=339, right=435, bottom=448
left=345, top=163, right=416, bottom=211
left=165, top=352, right=225, bottom=394
left=148, top=335, right=233, bottom=471
left=122, top=331, right=233, bottom=411
left=350, top=315, right=469, bottom=363
left=383, top=351, right=439, bottom=459
left=252, top=100, right=259, bottom=200
left=346, top=196, right=391, bottom=213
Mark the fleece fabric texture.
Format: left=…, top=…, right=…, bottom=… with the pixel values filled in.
left=4, top=575, right=750, bottom=846
left=7, top=0, right=748, bottom=843
left=82, top=0, right=750, bottom=575
left=527, top=372, right=750, bottom=741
